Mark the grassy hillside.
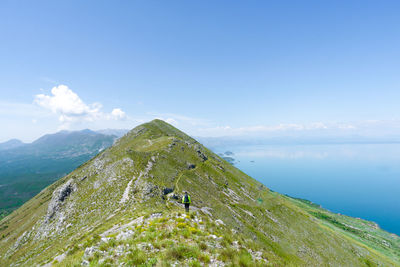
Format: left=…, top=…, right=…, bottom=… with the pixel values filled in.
left=285, top=195, right=400, bottom=264
left=0, top=120, right=398, bottom=266
left=0, top=130, right=116, bottom=216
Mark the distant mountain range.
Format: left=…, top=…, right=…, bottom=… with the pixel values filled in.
left=198, top=135, right=400, bottom=149
left=0, top=129, right=123, bottom=218
left=96, top=129, right=129, bottom=137
left=0, top=139, right=25, bottom=151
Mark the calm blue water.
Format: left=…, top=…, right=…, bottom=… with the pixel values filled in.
left=213, top=144, right=400, bottom=236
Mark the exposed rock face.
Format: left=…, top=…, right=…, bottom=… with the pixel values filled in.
left=46, top=179, right=77, bottom=222
left=132, top=157, right=159, bottom=202
left=194, top=145, right=208, bottom=161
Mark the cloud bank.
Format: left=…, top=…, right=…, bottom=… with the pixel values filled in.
left=35, top=85, right=126, bottom=129
left=194, top=122, right=358, bottom=137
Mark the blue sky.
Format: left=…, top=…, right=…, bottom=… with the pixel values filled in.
left=1, top=1, right=400, bottom=142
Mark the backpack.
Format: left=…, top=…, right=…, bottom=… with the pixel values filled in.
left=184, top=195, right=189, bottom=203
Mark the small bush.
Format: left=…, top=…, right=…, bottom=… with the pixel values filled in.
left=189, top=227, right=199, bottom=234
left=160, top=239, right=173, bottom=248
left=88, top=251, right=101, bottom=262
left=199, top=242, right=207, bottom=251
left=99, top=242, right=109, bottom=251
left=153, top=241, right=161, bottom=250
left=181, top=228, right=190, bottom=238
left=199, top=253, right=211, bottom=263
left=124, top=249, right=147, bottom=265
left=159, top=217, right=168, bottom=223
left=108, top=238, right=117, bottom=248
left=176, top=218, right=185, bottom=223
left=218, top=248, right=236, bottom=262
left=67, top=244, right=79, bottom=255
left=160, top=230, right=172, bottom=239
left=234, top=251, right=253, bottom=267
left=83, top=234, right=101, bottom=248
left=147, top=258, right=157, bottom=265
left=223, top=234, right=233, bottom=245
left=177, top=222, right=187, bottom=228
left=165, top=245, right=200, bottom=260
left=143, top=231, right=156, bottom=242
left=189, top=260, right=201, bottom=267
left=100, top=258, right=114, bottom=266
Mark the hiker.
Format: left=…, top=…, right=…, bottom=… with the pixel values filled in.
left=182, top=191, right=191, bottom=212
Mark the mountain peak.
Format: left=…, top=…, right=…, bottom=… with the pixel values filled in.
left=0, top=139, right=24, bottom=150
left=0, top=120, right=398, bottom=266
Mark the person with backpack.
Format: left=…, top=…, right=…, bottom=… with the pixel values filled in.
left=182, top=191, right=191, bottom=212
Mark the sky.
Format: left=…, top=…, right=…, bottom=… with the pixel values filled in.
left=1, top=1, right=400, bottom=142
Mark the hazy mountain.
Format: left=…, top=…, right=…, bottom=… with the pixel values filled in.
left=0, top=139, right=25, bottom=151
left=0, top=120, right=398, bottom=266
left=96, top=129, right=129, bottom=138
left=0, top=130, right=118, bottom=218
left=198, top=135, right=400, bottom=149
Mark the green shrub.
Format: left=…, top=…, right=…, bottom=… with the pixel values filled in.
left=99, top=242, right=109, bottom=251
left=218, top=248, right=236, bottom=262
left=108, top=238, right=117, bottom=248
left=176, top=218, right=185, bottom=223
left=189, top=260, right=201, bottom=267
left=165, top=245, right=200, bottom=260
left=231, top=250, right=253, bottom=267
left=198, top=253, right=211, bottom=263
left=99, top=258, right=114, bottom=267
left=177, top=222, right=187, bottom=228
left=159, top=217, right=168, bottom=223
left=189, top=227, right=200, bottom=235
left=181, top=228, right=190, bottom=238
left=124, top=249, right=147, bottom=265
left=83, top=234, right=101, bottom=248
left=88, top=251, right=101, bottom=263
left=199, top=242, right=207, bottom=251
left=67, top=244, right=79, bottom=255
left=160, top=230, right=172, bottom=239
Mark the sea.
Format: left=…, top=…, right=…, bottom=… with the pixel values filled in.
left=211, top=143, right=400, bottom=236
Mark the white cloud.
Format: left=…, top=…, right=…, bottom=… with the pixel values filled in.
left=35, top=85, right=100, bottom=118
left=111, top=108, right=127, bottom=120
left=34, top=85, right=127, bottom=129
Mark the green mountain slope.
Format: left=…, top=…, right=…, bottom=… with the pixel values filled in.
left=0, top=120, right=398, bottom=266
left=0, top=130, right=117, bottom=218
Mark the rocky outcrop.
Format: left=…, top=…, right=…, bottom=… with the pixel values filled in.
left=132, top=157, right=159, bottom=202
left=46, top=179, right=77, bottom=222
